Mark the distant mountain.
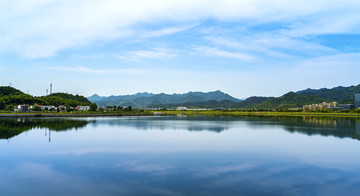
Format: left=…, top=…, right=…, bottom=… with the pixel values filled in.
left=246, top=84, right=360, bottom=109
left=256, top=92, right=328, bottom=109
left=90, top=90, right=241, bottom=107
left=87, top=94, right=106, bottom=102
left=237, top=96, right=275, bottom=108
left=296, top=84, right=360, bottom=104
left=150, top=100, right=240, bottom=109
left=88, top=84, right=360, bottom=109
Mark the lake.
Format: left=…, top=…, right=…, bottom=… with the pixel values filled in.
left=1, top=115, right=360, bottom=196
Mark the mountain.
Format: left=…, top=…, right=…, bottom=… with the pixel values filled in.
left=296, top=84, right=360, bottom=104
left=88, top=92, right=155, bottom=103
left=150, top=100, right=240, bottom=109
left=256, top=92, right=328, bottom=109
left=242, top=84, right=360, bottom=109
left=87, top=94, right=107, bottom=102
left=0, top=86, right=93, bottom=108
left=237, top=96, right=275, bottom=108
left=90, top=90, right=241, bottom=107
left=0, top=86, right=24, bottom=97
left=49, top=93, right=92, bottom=105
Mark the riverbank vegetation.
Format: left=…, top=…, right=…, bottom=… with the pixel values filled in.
left=156, top=109, right=360, bottom=118
left=0, top=86, right=93, bottom=111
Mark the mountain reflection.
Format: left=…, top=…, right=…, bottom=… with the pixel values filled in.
left=241, top=116, right=360, bottom=140
left=0, top=118, right=92, bottom=139
left=1, top=115, right=360, bottom=141
left=92, top=116, right=232, bottom=133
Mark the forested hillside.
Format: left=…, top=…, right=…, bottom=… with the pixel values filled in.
left=0, top=86, right=93, bottom=110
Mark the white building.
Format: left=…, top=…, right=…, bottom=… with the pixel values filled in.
left=14, top=105, right=28, bottom=112
left=76, top=106, right=90, bottom=111
left=355, top=94, right=360, bottom=109
left=176, top=107, right=188, bottom=111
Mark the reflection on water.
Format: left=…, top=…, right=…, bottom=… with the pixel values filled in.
left=0, top=118, right=93, bottom=140
left=1, top=116, right=360, bottom=141
left=92, top=116, right=233, bottom=132
left=241, top=116, right=360, bottom=140
left=6, top=115, right=359, bottom=139
left=1, top=116, right=360, bottom=195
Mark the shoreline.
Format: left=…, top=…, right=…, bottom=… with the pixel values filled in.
left=0, top=112, right=154, bottom=117
left=158, top=110, right=360, bottom=118
left=1, top=111, right=360, bottom=118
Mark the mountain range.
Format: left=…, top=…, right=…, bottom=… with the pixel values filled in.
left=88, top=90, right=241, bottom=108
left=89, top=84, right=360, bottom=109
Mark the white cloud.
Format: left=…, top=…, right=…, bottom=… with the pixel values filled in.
left=281, top=13, right=360, bottom=38
left=192, top=46, right=253, bottom=60
left=202, top=27, right=338, bottom=60
left=142, top=24, right=197, bottom=37
left=296, top=53, right=360, bottom=73
left=115, top=48, right=177, bottom=62
left=47, top=65, right=182, bottom=75
left=0, top=0, right=359, bottom=58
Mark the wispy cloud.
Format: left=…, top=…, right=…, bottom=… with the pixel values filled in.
left=195, top=164, right=256, bottom=177
left=142, top=24, right=197, bottom=37
left=115, top=160, right=175, bottom=174
left=202, top=31, right=337, bottom=60
left=115, top=48, right=177, bottom=62
left=192, top=46, right=253, bottom=60
left=47, top=66, right=182, bottom=75
left=1, top=0, right=359, bottom=58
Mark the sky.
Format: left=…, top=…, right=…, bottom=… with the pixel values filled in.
left=0, top=0, right=360, bottom=98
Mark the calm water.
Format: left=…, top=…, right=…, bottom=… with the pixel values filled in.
left=1, top=116, right=360, bottom=196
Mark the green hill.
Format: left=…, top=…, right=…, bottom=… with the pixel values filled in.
left=237, top=96, right=275, bottom=108
left=49, top=93, right=92, bottom=105
left=0, top=86, right=93, bottom=109
left=0, top=86, right=24, bottom=97
left=296, top=84, right=360, bottom=104
left=256, top=92, right=328, bottom=109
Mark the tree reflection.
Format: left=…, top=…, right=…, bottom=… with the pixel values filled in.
left=0, top=118, right=92, bottom=139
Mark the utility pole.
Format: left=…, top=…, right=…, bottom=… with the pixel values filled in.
left=50, top=83, right=52, bottom=95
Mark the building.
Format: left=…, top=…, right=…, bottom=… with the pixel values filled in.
left=75, top=106, right=90, bottom=111
left=14, top=105, right=28, bottom=112
left=303, top=102, right=338, bottom=111
left=40, top=105, right=56, bottom=111
left=355, top=94, right=360, bottom=109
left=58, top=105, right=67, bottom=110
left=339, top=104, right=355, bottom=110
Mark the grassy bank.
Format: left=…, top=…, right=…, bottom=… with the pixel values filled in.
left=2, top=110, right=360, bottom=118
left=0, top=110, right=153, bottom=117
left=156, top=110, right=360, bottom=118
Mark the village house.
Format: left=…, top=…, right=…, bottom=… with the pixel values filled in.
left=14, top=105, right=28, bottom=112
left=75, top=106, right=90, bottom=111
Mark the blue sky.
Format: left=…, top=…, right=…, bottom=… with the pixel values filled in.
left=0, top=0, right=360, bottom=98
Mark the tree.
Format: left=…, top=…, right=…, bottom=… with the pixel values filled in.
left=0, top=101, right=5, bottom=110
left=33, top=105, right=41, bottom=111
left=90, top=103, right=98, bottom=111
left=6, top=104, right=14, bottom=111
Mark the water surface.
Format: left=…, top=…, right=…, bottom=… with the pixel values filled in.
left=1, top=116, right=360, bottom=196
